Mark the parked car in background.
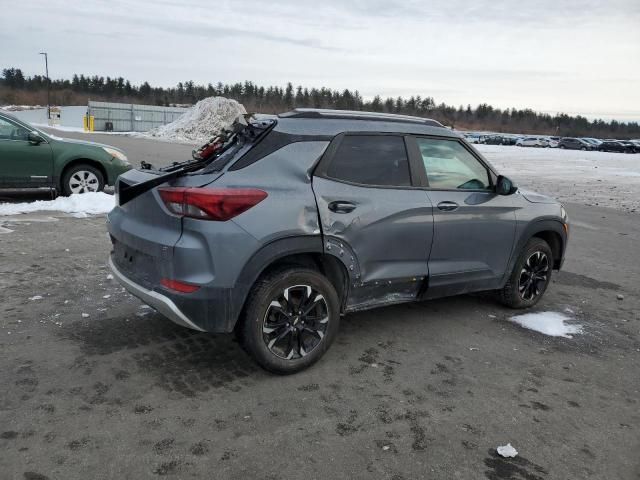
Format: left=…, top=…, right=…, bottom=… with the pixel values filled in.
left=107, top=109, right=569, bottom=373
left=581, top=138, right=603, bottom=147
left=483, top=135, right=505, bottom=145
left=0, top=112, right=131, bottom=195
left=500, top=135, right=519, bottom=146
left=516, top=137, right=543, bottom=147
left=558, top=137, right=594, bottom=151
left=539, top=137, right=559, bottom=148
left=597, top=140, right=636, bottom=153
left=618, top=141, right=639, bottom=153
left=463, top=133, right=487, bottom=144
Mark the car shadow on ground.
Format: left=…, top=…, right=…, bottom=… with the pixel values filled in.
left=57, top=294, right=504, bottom=398
left=60, top=312, right=260, bottom=397
left=0, top=192, right=56, bottom=203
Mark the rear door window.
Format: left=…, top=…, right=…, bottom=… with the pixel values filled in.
left=325, top=135, right=411, bottom=187
left=415, top=137, right=491, bottom=190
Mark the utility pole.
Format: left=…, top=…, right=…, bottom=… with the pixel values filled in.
left=39, top=52, right=50, bottom=120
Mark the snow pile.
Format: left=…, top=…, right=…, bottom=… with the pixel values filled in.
left=145, top=97, right=246, bottom=144
left=497, top=444, right=518, bottom=458
left=510, top=311, right=583, bottom=338
left=0, top=192, right=115, bottom=217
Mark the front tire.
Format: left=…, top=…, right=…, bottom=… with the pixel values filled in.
left=62, top=164, right=105, bottom=196
left=240, top=267, right=340, bottom=374
left=498, top=238, right=553, bottom=309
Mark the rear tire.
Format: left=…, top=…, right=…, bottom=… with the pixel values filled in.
left=240, top=267, right=340, bottom=374
left=498, top=238, right=553, bottom=309
left=62, top=164, right=105, bottom=196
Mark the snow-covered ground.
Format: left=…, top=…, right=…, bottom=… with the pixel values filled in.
left=477, top=145, right=640, bottom=213
left=0, top=192, right=114, bottom=217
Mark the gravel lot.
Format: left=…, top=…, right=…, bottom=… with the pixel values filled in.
left=1, top=134, right=639, bottom=480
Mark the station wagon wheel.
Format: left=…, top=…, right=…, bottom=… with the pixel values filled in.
left=241, top=267, right=340, bottom=374
left=62, top=163, right=105, bottom=196
left=498, top=238, right=553, bottom=309
left=70, top=170, right=100, bottom=193
left=518, top=251, right=550, bottom=301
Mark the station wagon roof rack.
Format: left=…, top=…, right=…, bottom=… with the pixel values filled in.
left=279, top=108, right=444, bottom=128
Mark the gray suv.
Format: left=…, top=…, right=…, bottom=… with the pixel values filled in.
left=107, top=109, right=569, bottom=374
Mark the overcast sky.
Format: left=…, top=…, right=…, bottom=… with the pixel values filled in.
left=2, top=0, right=639, bottom=121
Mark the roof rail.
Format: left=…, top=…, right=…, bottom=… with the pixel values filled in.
left=278, top=108, right=444, bottom=128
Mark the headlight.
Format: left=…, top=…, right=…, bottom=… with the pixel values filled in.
left=103, top=147, right=129, bottom=164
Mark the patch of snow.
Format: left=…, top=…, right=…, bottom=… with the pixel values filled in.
left=0, top=192, right=114, bottom=217
left=510, top=311, right=583, bottom=338
left=1, top=105, right=45, bottom=111
left=29, top=295, right=43, bottom=301
left=143, top=97, right=246, bottom=144
left=497, top=443, right=518, bottom=458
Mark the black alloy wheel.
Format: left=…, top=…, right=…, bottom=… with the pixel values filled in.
left=497, top=237, right=554, bottom=309
left=240, top=267, right=340, bottom=374
left=262, top=285, right=329, bottom=360
left=518, top=251, right=550, bottom=301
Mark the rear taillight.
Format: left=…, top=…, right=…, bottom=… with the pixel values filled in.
left=158, top=187, right=267, bottom=221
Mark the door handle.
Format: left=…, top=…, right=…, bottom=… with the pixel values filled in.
left=437, top=201, right=459, bottom=212
left=328, top=201, right=356, bottom=214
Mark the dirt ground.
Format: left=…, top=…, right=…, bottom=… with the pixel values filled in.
left=1, top=134, right=639, bottom=480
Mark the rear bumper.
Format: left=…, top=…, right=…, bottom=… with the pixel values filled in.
left=108, top=256, right=205, bottom=332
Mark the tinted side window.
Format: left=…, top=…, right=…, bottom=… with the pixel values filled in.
left=416, top=137, right=491, bottom=190
left=326, top=135, right=411, bottom=187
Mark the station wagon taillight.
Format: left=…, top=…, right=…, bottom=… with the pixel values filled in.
left=158, top=187, right=267, bottom=221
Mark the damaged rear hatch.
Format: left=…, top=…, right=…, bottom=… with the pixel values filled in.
left=107, top=117, right=276, bottom=289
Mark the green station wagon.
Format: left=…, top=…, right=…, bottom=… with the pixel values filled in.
left=0, top=111, right=131, bottom=195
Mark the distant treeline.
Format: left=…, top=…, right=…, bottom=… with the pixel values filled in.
left=2, top=67, right=638, bottom=138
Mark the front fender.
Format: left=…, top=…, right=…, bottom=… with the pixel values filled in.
left=505, top=218, right=567, bottom=281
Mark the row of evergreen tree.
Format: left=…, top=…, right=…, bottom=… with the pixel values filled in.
left=2, top=67, right=639, bottom=138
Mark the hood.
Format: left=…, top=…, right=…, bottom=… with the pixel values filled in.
left=48, top=134, right=118, bottom=150
left=519, top=189, right=559, bottom=204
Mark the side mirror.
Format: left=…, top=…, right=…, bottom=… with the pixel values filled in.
left=28, top=131, right=44, bottom=144
left=496, top=175, right=517, bottom=195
